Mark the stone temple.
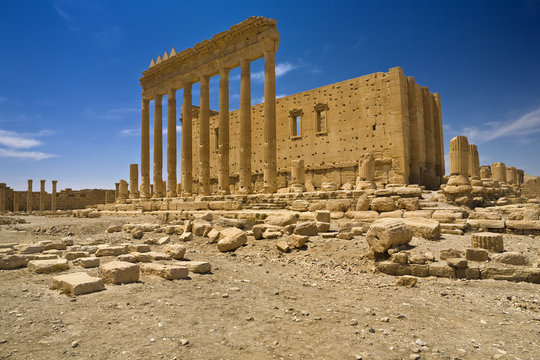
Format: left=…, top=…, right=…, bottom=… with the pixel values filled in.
left=132, top=16, right=444, bottom=199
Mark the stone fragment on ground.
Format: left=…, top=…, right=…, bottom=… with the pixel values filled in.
left=289, top=234, right=308, bottom=248
left=293, top=221, right=318, bottom=236
left=402, top=217, right=441, bottom=240
left=0, top=255, right=29, bottom=270
left=264, top=213, right=299, bottom=227
left=140, top=263, right=188, bottom=280
left=163, top=244, right=186, bottom=260
left=179, top=232, right=194, bottom=242
left=73, top=257, right=100, bottom=268
left=65, top=251, right=90, bottom=261
left=366, top=218, right=413, bottom=254
left=276, top=240, right=290, bottom=252
left=185, top=261, right=211, bottom=273
left=95, top=245, right=129, bottom=257
left=128, top=244, right=151, bottom=253
left=396, top=276, right=417, bottom=287
left=98, top=261, right=139, bottom=284
left=51, top=272, right=105, bottom=295
left=28, top=259, right=69, bottom=274
left=217, top=227, right=247, bottom=252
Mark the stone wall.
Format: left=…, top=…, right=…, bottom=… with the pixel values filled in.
left=186, top=66, right=443, bottom=193
left=0, top=186, right=115, bottom=212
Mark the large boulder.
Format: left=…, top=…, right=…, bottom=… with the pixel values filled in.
left=366, top=218, right=413, bottom=254
left=217, top=227, right=247, bottom=252
left=402, top=217, right=441, bottom=240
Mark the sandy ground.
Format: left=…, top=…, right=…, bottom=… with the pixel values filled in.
left=0, top=215, right=539, bottom=360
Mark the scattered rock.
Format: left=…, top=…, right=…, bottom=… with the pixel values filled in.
left=27, top=259, right=69, bottom=274
left=185, top=261, right=211, bottom=273
left=366, top=218, right=413, bottom=254
left=217, top=228, right=247, bottom=252
left=98, top=261, right=140, bottom=284
left=51, top=272, right=105, bottom=295
left=163, top=244, right=186, bottom=260
left=396, top=276, right=417, bottom=287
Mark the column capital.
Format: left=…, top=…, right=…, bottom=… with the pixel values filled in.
left=219, top=67, right=230, bottom=77
left=155, top=94, right=163, bottom=102
left=200, top=75, right=210, bottom=86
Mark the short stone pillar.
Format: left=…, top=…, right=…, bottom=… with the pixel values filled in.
left=492, top=162, right=507, bottom=183
left=51, top=180, right=57, bottom=212
left=27, top=179, right=33, bottom=214
left=39, top=180, right=46, bottom=212
left=506, top=166, right=517, bottom=185
left=356, top=152, right=376, bottom=190
left=468, top=144, right=480, bottom=178
left=290, top=159, right=306, bottom=192
left=517, top=169, right=524, bottom=186
left=129, top=164, right=139, bottom=199
left=449, top=136, right=469, bottom=176
left=118, top=180, right=128, bottom=201
left=114, top=183, right=119, bottom=200
left=13, top=192, right=19, bottom=213
left=479, top=166, right=491, bottom=180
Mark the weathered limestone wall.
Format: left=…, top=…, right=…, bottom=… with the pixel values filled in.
left=0, top=188, right=115, bottom=212
left=186, top=67, right=442, bottom=192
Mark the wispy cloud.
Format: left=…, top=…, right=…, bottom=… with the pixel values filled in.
left=0, top=130, right=42, bottom=149
left=251, top=62, right=297, bottom=82
left=0, top=148, right=55, bottom=160
left=462, top=107, right=540, bottom=143
left=53, top=1, right=124, bottom=47
left=252, top=94, right=288, bottom=105
left=119, top=128, right=139, bottom=137
left=0, top=129, right=55, bottom=160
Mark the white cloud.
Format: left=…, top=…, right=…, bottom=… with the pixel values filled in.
left=0, top=128, right=55, bottom=160
left=251, top=62, right=297, bottom=82
left=0, top=148, right=55, bottom=160
left=119, top=128, right=139, bottom=137
left=462, top=107, right=540, bottom=143
left=0, top=130, right=42, bottom=149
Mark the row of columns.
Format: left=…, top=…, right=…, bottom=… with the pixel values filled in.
left=25, top=179, right=57, bottom=213
left=140, top=50, right=277, bottom=198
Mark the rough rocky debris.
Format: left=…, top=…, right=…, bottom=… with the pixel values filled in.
left=396, top=276, right=417, bottom=287
left=293, top=221, right=318, bottom=236
left=0, top=255, right=29, bottom=270
left=264, top=213, right=299, bottom=227
left=402, top=218, right=441, bottom=240
left=51, top=272, right=105, bottom=295
left=366, top=218, right=413, bottom=254
left=73, top=257, right=100, bottom=268
left=98, top=261, right=140, bottom=284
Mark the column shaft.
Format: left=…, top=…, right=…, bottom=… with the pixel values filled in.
left=181, top=84, right=193, bottom=195
left=167, top=89, right=177, bottom=197
left=13, top=192, right=19, bottom=212
left=218, top=68, right=230, bottom=194
left=140, top=99, right=151, bottom=198
left=263, top=50, right=277, bottom=193
left=129, top=163, right=139, bottom=198
left=153, top=94, right=163, bottom=197
left=239, top=60, right=252, bottom=193
left=39, top=180, right=45, bottom=212
left=199, top=75, right=211, bottom=195
left=27, top=180, right=32, bottom=213
left=51, top=180, right=57, bottom=212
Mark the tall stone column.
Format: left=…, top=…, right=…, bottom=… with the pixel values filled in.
left=468, top=144, right=480, bottom=178
left=218, top=68, right=230, bottom=194
left=115, top=182, right=119, bottom=200
left=0, top=185, right=5, bottom=213
left=239, top=59, right=252, bottom=194
left=140, top=98, right=151, bottom=198
left=39, top=180, right=45, bottom=212
left=153, top=94, right=164, bottom=198
left=199, top=75, right=211, bottom=195
left=13, top=192, right=19, bottom=213
left=129, top=163, right=139, bottom=198
left=449, top=136, right=469, bottom=176
left=51, top=180, right=57, bottom=212
left=27, top=179, right=32, bottom=214
left=167, top=88, right=177, bottom=197
left=181, top=84, right=193, bottom=195
left=492, top=162, right=507, bottom=183
left=263, top=50, right=277, bottom=193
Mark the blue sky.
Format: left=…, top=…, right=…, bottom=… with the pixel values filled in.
left=1, top=0, right=539, bottom=191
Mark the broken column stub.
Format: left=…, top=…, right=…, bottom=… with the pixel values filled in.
left=468, top=144, right=480, bottom=178
left=356, top=152, right=376, bottom=190
left=290, top=159, right=306, bottom=192
left=449, top=136, right=469, bottom=176
left=118, top=180, right=129, bottom=201
left=129, top=163, right=139, bottom=199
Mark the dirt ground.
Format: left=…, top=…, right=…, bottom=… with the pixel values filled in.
left=0, top=215, right=539, bottom=360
